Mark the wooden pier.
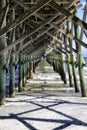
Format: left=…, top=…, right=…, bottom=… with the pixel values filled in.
left=0, top=0, right=87, bottom=129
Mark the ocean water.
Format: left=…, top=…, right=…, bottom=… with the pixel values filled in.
left=84, top=57, right=87, bottom=67
left=6, top=65, right=19, bottom=96
left=5, top=58, right=87, bottom=96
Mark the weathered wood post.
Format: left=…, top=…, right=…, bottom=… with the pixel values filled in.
left=0, top=0, right=7, bottom=105
left=53, top=60, right=56, bottom=72
left=60, top=53, right=67, bottom=84
left=25, top=55, right=27, bottom=77
left=55, top=61, right=59, bottom=73
left=58, top=53, right=67, bottom=84
left=18, top=53, right=23, bottom=92
left=9, top=8, right=15, bottom=97
left=33, top=59, right=36, bottom=73
left=27, top=55, right=30, bottom=78
left=71, top=53, right=80, bottom=92
left=26, top=55, right=29, bottom=78
left=18, top=23, right=25, bottom=90
left=55, top=61, right=58, bottom=73
left=29, top=58, right=34, bottom=79
left=67, top=21, right=80, bottom=92
left=55, top=61, right=57, bottom=72
left=74, top=10, right=87, bottom=97
left=64, top=36, right=74, bottom=87
left=9, top=54, right=15, bottom=97
left=67, top=53, right=74, bottom=87
left=23, top=55, right=26, bottom=87
left=58, top=33, right=67, bottom=84
left=56, top=61, right=60, bottom=73
left=26, top=55, right=29, bottom=79
left=54, top=61, right=57, bottom=72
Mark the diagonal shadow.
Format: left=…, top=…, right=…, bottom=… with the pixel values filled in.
left=10, top=114, right=38, bottom=130
left=28, top=101, right=87, bottom=128
left=6, top=90, right=87, bottom=106
left=1, top=93, right=87, bottom=130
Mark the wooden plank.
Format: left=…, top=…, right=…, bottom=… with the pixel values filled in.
left=23, top=37, right=46, bottom=54
left=0, top=3, right=9, bottom=29
left=59, top=28, right=87, bottom=48
left=0, top=12, right=59, bottom=55
left=0, top=0, right=51, bottom=37
left=47, top=32, right=77, bottom=53
left=14, top=0, right=29, bottom=10
left=0, top=0, right=7, bottom=105
left=18, top=27, right=50, bottom=53
left=11, top=27, right=51, bottom=56
left=46, top=32, right=63, bottom=44
left=49, top=0, right=87, bottom=30
left=46, top=36, right=70, bottom=54
left=35, top=12, right=87, bottom=49
left=29, top=46, right=45, bottom=56
left=50, top=22, right=87, bottom=48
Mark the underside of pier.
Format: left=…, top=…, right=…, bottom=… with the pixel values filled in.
left=0, top=0, right=87, bottom=129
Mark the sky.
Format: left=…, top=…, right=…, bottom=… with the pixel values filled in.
left=77, top=0, right=87, bottom=57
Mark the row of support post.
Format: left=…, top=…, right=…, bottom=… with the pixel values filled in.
left=51, top=17, right=87, bottom=97
left=0, top=0, right=36, bottom=105
left=0, top=0, right=87, bottom=106
left=18, top=54, right=35, bottom=91
left=0, top=51, right=36, bottom=105
left=0, top=0, right=7, bottom=105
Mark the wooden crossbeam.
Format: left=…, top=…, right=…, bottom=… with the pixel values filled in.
left=0, top=3, right=9, bottom=29
left=27, top=36, right=66, bottom=55
left=49, top=0, right=87, bottom=30
left=47, top=19, right=87, bottom=48
left=14, top=0, right=29, bottom=10
left=59, top=28, right=87, bottom=48
left=23, top=37, right=46, bottom=54
left=8, top=3, right=17, bottom=12
left=22, top=37, right=45, bottom=53
left=50, top=22, right=87, bottom=48
left=0, top=12, right=59, bottom=55
left=17, top=27, right=50, bottom=53
left=11, top=27, right=51, bottom=56
left=29, top=46, right=45, bottom=56
left=16, top=27, right=67, bottom=56
left=35, top=12, right=87, bottom=49
left=67, top=0, right=80, bottom=9
left=19, top=22, right=74, bottom=56
left=19, top=0, right=80, bottom=55
left=24, top=2, right=37, bottom=5
left=46, top=32, right=63, bottom=44
left=0, top=0, right=51, bottom=37
left=46, top=32, right=77, bottom=53
left=32, top=50, right=44, bottom=58
left=46, top=36, right=69, bottom=54
left=83, top=29, right=87, bottom=37
left=27, top=44, right=45, bottom=57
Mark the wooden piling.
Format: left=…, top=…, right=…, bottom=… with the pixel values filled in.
left=9, top=8, right=15, bottom=97
left=0, top=0, right=7, bottom=105
left=18, top=53, right=23, bottom=92
left=33, top=59, right=36, bottom=73
left=71, top=53, right=80, bottom=92
left=74, top=10, right=87, bottom=97
left=29, top=60, right=33, bottom=79
left=27, top=55, right=30, bottom=78
left=67, top=21, right=79, bottom=92
left=23, top=55, right=26, bottom=87
left=61, top=53, right=67, bottom=84
left=67, top=54, right=74, bottom=87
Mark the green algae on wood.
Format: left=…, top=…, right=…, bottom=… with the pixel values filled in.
left=0, top=0, right=7, bottom=105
